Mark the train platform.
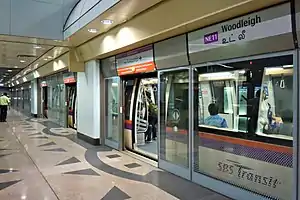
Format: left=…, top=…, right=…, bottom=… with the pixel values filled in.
left=0, top=110, right=230, bottom=200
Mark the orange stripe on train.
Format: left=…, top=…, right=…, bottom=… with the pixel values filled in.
left=165, top=127, right=292, bottom=154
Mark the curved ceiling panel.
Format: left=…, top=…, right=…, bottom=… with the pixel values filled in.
left=64, top=0, right=89, bottom=28
left=64, top=0, right=120, bottom=39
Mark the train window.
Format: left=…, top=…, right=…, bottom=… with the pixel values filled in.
left=256, top=67, right=293, bottom=140
left=198, top=70, right=240, bottom=130
left=194, top=54, right=294, bottom=200
left=197, top=54, right=294, bottom=141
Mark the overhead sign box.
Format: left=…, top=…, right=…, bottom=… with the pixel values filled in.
left=116, top=45, right=156, bottom=76
left=188, top=3, right=293, bottom=64
left=63, top=72, right=76, bottom=84
left=41, top=81, right=47, bottom=87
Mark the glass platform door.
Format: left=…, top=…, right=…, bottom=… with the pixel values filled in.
left=104, top=77, right=122, bottom=149
left=158, top=67, right=191, bottom=180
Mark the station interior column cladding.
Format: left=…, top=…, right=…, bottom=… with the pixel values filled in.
left=77, top=60, right=101, bottom=144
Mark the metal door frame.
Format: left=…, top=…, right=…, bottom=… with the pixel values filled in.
left=191, top=50, right=298, bottom=200
left=295, top=49, right=300, bottom=200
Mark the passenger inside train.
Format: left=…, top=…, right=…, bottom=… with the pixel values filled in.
left=128, top=77, right=158, bottom=158
left=278, top=109, right=293, bottom=136
left=145, top=91, right=158, bottom=142
left=204, top=103, right=228, bottom=128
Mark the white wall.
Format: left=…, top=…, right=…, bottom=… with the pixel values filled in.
left=77, top=60, right=101, bottom=139
left=30, top=80, right=38, bottom=115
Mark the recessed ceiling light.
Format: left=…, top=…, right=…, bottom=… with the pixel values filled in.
left=20, top=60, right=25, bottom=63
left=101, top=19, right=114, bottom=25
left=34, top=45, right=42, bottom=49
left=44, top=58, right=48, bottom=61
left=14, top=66, right=18, bottom=68
left=7, top=70, right=12, bottom=72
left=88, top=28, right=98, bottom=33
left=47, top=56, right=52, bottom=59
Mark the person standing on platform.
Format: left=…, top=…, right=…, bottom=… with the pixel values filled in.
left=0, top=93, right=10, bottom=122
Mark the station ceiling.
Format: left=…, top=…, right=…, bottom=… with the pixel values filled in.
left=4, top=0, right=165, bottom=85
left=1, top=0, right=287, bottom=86
left=0, top=35, right=69, bottom=83
left=0, top=0, right=78, bottom=85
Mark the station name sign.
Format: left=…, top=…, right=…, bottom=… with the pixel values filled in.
left=188, top=3, right=292, bottom=53
left=221, top=15, right=261, bottom=33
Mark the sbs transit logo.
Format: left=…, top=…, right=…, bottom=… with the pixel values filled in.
left=217, top=159, right=281, bottom=189
left=221, top=15, right=262, bottom=32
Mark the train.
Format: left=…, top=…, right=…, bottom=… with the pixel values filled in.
left=121, top=54, right=293, bottom=200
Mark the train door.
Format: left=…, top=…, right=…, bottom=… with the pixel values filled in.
left=66, top=84, right=77, bottom=129
left=123, top=73, right=158, bottom=159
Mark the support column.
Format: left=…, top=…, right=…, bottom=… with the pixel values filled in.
left=77, top=60, right=101, bottom=145
left=30, top=79, right=38, bottom=117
